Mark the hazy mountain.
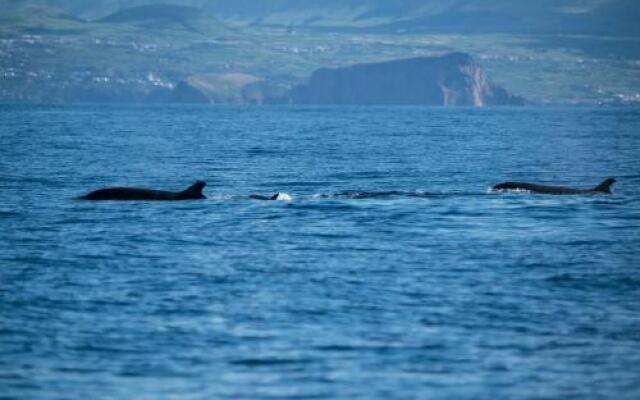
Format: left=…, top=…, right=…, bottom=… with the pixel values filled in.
left=98, top=5, right=201, bottom=24
left=207, top=0, right=640, bottom=36
left=1, top=0, right=638, bottom=35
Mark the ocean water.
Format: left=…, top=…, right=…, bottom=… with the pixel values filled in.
left=1, top=105, right=639, bottom=399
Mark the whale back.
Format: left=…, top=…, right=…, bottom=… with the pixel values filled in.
left=179, top=180, right=207, bottom=199
left=493, top=178, right=616, bottom=195
left=593, top=178, right=616, bottom=193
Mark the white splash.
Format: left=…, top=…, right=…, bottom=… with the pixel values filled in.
left=273, top=192, right=293, bottom=201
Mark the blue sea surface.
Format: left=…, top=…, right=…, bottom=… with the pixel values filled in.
left=1, top=105, right=639, bottom=399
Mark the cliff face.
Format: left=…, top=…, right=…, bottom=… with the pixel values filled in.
left=290, top=53, right=522, bottom=106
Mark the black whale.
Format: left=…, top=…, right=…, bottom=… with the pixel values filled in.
left=492, top=178, right=615, bottom=195
left=79, top=181, right=206, bottom=201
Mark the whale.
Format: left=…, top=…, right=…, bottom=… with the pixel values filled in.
left=492, top=178, right=615, bottom=195
left=249, top=192, right=293, bottom=201
left=79, top=181, right=206, bottom=201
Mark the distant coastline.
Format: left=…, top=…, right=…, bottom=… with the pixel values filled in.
left=1, top=2, right=638, bottom=105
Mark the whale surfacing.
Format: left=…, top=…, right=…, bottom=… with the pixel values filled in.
left=249, top=192, right=293, bottom=201
left=492, top=178, right=615, bottom=195
left=80, top=181, right=206, bottom=201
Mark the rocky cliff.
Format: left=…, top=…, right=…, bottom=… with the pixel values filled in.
left=289, top=53, right=523, bottom=106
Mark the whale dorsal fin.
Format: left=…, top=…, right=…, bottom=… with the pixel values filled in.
left=181, top=180, right=206, bottom=198
left=593, top=178, right=615, bottom=193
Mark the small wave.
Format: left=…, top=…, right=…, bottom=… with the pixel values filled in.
left=54, top=366, right=105, bottom=374
left=0, top=210, right=18, bottom=218
left=286, top=202, right=361, bottom=212
left=319, top=190, right=436, bottom=199
left=545, top=273, right=640, bottom=290
left=51, top=217, right=110, bottom=225
left=0, top=176, right=58, bottom=185
left=229, top=357, right=315, bottom=367
left=256, top=180, right=328, bottom=188
left=246, top=147, right=282, bottom=156
left=328, top=171, right=389, bottom=180
left=313, top=343, right=445, bottom=352
left=69, top=344, right=150, bottom=354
